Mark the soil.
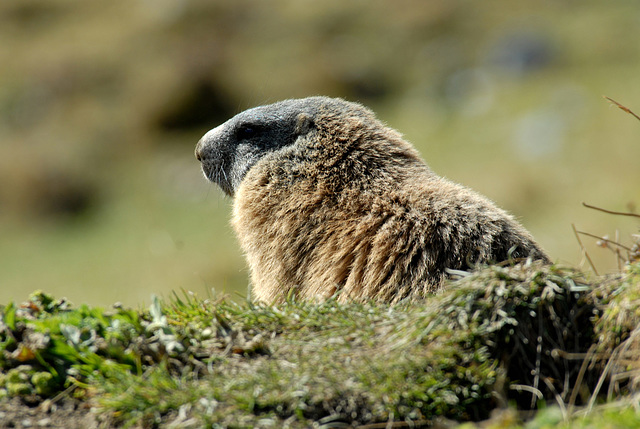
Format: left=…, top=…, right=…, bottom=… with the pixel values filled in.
left=0, top=397, right=98, bottom=429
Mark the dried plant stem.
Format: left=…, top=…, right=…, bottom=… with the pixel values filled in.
left=572, top=223, right=598, bottom=275
left=567, top=344, right=598, bottom=415
left=604, top=96, right=640, bottom=122
left=588, top=327, right=640, bottom=414
left=582, top=202, right=640, bottom=219
left=510, top=384, right=543, bottom=400
left=574, top=230, right=633, bottom=252
left=542, top=376, right=568, bottom=419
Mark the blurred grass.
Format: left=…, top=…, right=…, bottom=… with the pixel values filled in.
left=0, top=151, right=246, bottom=307
left=0, top=0, right=639, bottom=306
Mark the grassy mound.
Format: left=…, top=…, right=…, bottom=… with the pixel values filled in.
left=1, top=261, right=640, bottom=427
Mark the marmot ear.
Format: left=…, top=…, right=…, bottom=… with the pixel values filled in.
left=295, top=113, right=314, bottom=135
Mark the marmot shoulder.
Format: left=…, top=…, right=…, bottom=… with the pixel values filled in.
left=195, top=96, right=550, bottom=303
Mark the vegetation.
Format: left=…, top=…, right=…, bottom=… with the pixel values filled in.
left=2, top=261, right=640, bottom=427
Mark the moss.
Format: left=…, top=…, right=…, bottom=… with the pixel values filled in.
left=31, top=371, right=56, bottom=396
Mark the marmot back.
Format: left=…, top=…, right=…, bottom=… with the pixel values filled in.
left=195, top=96, right=550, bottom=303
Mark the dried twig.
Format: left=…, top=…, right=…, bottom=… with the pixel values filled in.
left=582, top=202, right=640, bottom=219
left=510, top=384, right=543, bottom=400
left=587, top=327, right=640, bottom=413
left=572, top=223, right=598, bottom=275
left=567, top=344, right=598, bottom=415
left=604, top=96, right=640, bottom=122
left=574, top=230, right=633, bottom=252
left=553, top=349, right=611, bottom=361
left=542, top=376, right=568, bottom=420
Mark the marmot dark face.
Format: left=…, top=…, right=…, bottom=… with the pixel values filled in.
left=196, top=96, right=550, bottom=304
left=195, top=98, right=322, bottom=196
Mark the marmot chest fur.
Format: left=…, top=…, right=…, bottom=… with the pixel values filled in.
left=195, top=96, right=550, bottom=303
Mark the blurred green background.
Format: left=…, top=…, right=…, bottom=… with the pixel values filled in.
left=1, top=1, right=639, bottom=307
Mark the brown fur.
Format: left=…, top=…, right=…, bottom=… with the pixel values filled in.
left=196, top=97, right=550, bottom=304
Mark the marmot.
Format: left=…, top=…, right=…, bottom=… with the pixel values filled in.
left=195, top=96, right=550, bottom=304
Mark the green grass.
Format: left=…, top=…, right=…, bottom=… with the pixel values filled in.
left=2, top=262, right=640, bottom=427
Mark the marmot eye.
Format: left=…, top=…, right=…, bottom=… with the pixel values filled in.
left=237, top=125, right=261, bottom=139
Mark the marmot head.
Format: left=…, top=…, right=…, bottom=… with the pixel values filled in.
left=195, top=96, right=392, bottom=196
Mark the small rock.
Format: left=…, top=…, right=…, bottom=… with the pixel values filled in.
left=37, top=418, right=52, bottom=427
